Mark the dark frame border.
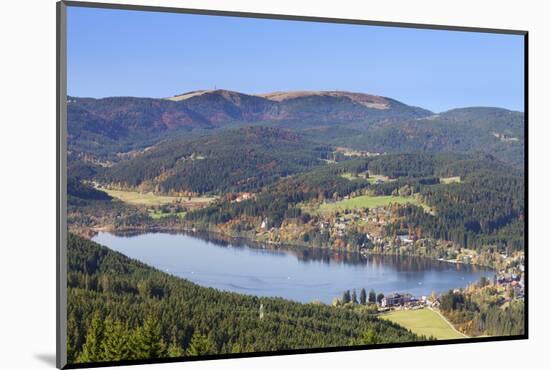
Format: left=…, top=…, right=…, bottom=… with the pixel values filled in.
left=56, top=1, right=529, bottom=369
left=57, top=2, right=68, bottom=368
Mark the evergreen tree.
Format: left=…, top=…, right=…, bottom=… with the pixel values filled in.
left=230, top=342, right=242, bottom=354
left=377, top=293, right=385, bottom=305
left=351, top=290, right=358, bottom=304
left=101, top=319, right=131, bottom=361
left=360, top=288, right=367, bottom=305
left=342, top=290, right=351, bottom=304
left=66, top=312, right=80, bottom=363
left=368, top=289, right=376, bottom=304
left=167, top=329, right=184, bottom=358
left=361, top=328, right=379, bottom=345
left=186, top=331, right=213, bottom=356
left=130, top=316, right=167, bottom=359
left=78, top=312, right=105, bottom=363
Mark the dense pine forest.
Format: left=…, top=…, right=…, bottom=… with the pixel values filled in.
left=67, top=234, right=423, bottom=364
left=99, top=127, right=332, bottom=194
left=306, top=107, right=524, bottom=168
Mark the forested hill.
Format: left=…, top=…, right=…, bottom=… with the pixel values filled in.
left=68, top=90, right=524, bottom=167
left=302, top=107, right=525, bottom=167
left=67, top=234, right=422, bottom=364
left=99, top=126, right=332, bottom=194
left=369, top=153, right=525, bottom=250
left=67, top=89, right=432, bottom=158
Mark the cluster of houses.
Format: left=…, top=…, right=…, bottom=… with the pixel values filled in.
left=338, top=149, right=382, bottom=158
left=362, top=207, right=392, bottom=226
left=491, top=131, right=520, bottom=143
left=380, top=293, right=440, bottom=310
left=376, top=268, right=525, bottom=312
left=496, top=273, right=525, bottom=300
left=330, top=214, right=362, bottom=236
left=319, top=214, right=357, bottom=237
left=317, top=207, right=391, bottom=238
left=231, top=192, right=256, bottom=203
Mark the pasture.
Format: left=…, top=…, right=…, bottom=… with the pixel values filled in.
left=148, top=210, right=187, bottom=220
left=381, top=308, right=466, bottom=340
left=101, top=188, right=215, bottom=208
left=320, top=194, right=419, bottom=212
left=440, top=176, right=461, bottom=184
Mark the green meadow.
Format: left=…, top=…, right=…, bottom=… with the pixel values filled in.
left=381, top=309, right=466, bottom=340
left=320, top=194, right=419, bottom=212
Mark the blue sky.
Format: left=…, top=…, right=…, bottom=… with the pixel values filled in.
left=67, top=6, right=524, bottom=112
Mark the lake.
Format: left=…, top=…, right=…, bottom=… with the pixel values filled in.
left=92, top=231, right=493, bottom=304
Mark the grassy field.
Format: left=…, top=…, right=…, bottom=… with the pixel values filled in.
left=102, top=189, right=180, bottom=205
left=320, top=194, right=419, bottom=212
left=440, top=176, right=461, bottom=184
left=338, top=172, right=393, bottom=184
left=101, top=188, right=215, bottom=207
left=148, top=210, right=187, bottom=220
left=339, top=172, right=357, bottom=180
left=381, top=309, right=466, bottom=340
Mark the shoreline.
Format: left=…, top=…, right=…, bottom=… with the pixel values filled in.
left=84, top=224, right=497, bottom=271
left=87, top=226, right=495, bottom=300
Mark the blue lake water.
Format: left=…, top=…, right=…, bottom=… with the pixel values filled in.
left=92, top=231, right=493, bottom=304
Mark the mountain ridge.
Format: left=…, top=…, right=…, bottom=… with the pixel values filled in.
left=67, top=88, right=433, bottom=152
left=67, top=89, right=524, bottom=167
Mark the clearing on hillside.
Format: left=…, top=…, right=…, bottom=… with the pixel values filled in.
left=319, top=194, right=419, bottom=213
left=148, top=210, right=187, bottom=219
left=338, top=172, right=393, bottom=184
left=381, top=308, right=467, bottom=340
left=100, top=188, right=215, bottom=208
left=440, top=176, right=461, bottom=184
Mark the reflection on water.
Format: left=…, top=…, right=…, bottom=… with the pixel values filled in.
left=93, top=231, right=493, bottom=304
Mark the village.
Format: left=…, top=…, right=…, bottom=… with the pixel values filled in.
left=251, top=197, right=526, bottom=321
left=251, top=198, right=524, bottom=274
left=333, top=267, right=525, bottom=314
left=327, top=263, right=524, bottom=342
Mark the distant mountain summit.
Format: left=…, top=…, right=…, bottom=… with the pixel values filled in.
left=168, top=89, right=254, bottom=103
left=165, top=88, right=431, bottom=123
left=166, top=89, right=281, bottom=123
left=170, top=89, right=395, bottom=110
left=257, top=90, right=391, bottom=109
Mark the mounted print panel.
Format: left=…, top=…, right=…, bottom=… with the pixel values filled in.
left=57, top=1, right=527, bottom=368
